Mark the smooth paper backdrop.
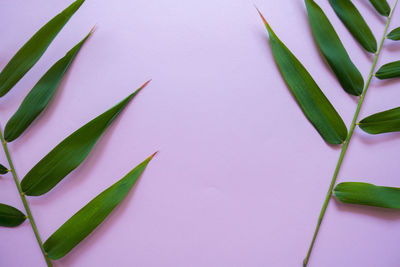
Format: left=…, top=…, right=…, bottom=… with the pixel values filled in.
left=1, top=0, right=400, bottom=266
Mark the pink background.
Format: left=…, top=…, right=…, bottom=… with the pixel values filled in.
left=1, top=0, right=400, bottom=266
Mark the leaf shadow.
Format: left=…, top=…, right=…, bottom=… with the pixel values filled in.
left=52, top=177, right=145, bottom=266
left=357, top=0, right=387, bottom=23
left=355, top=130, right=400, bottom=145
left=370, top=76, right=400, bottom=89
left=382, top=40, right=400, bottom=53
left=359, top=48, right=375, bottom=63
left=325, top=142, right=343, bottom=151
left=333, top=198, right=400, bottom=221
left=348, top=94, right=360, bottom=105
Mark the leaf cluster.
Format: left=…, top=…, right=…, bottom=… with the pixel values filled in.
left=257, top=0, right=400, bottom=264
left=0, top=0, right=156, bottom=262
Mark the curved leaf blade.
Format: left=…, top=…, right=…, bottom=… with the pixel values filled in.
left=0, top=0, right=85, bottom=97
left=257, top=9, right=348, bottom=145
left=4, top=30, right=92, bottom=143
left=334, top=182, right=400, bottom=209
left=368, top=0, right=391, bottom=17
left=359, top=106, right=400, bottom=134
left=0, top=164, right=8, bottom=174
left=43, top=153, right=156, bottom=260
left=0, top=203, right=26, bottom=227
left=375, top=60, right=400, bottom=79
left=305, top=0, right=364, bottom=96
left=329, top=0, right=377, bottom=53
left=387, top=27, right=400, bottom=40
left=21, top=81, right=151, bottom=196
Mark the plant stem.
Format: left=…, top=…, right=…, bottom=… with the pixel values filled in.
left=303, top=1, right=398, bottom=266
left=0, top=127, right=52, bottom=267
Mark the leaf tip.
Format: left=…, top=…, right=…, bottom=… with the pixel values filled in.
left=80, top=25, right=96, bottom=42
left=137, top=79, right=152, bottom=92
left=149, top=151, right=159, bottom=160
left=90, top=24, right=97, bottom=35
left=255, top=6, right=269, bottom=28
left=142, top=79, right=152, bottom=87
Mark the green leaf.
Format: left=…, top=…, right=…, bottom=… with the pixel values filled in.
left=359, top=106, right=400, bottom=134
left=4, top=30, right=92, bottom=143
left=0, top=0, right=85, bottom=97
left=43, top=153, right=156, bottom=260
left=0, top=203, right=26, bottom=227
left=256, top=9, right=348, bottom=145
left=305, top=0, right=364, bottom=96
left=329, top=0, right=377, bottom=53
left=0, top=164, right=8, bottom=174
left=335, top=182, right=400, bottom=209
left=375, top=60, right=400, bottom=79
left=387, top=27, right=400, bottom=40
left=21, top=81, right=151, bottom=196
left=368, top=0, right=391, bottom=17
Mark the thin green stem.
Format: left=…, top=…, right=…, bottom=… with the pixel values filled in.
left=303, top=1, right=398, bottom=266
left=0, top=127, right=52, bottom=267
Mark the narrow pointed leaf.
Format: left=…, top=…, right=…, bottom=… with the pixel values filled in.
left=0, top=0, right=85, bottom=97
left=21, top=81, right=150, bottom=196
left=368, top=0, right=390, bottom=17
left=43, top=153, right=156, bottom=260
left=257, top=9, right=347, bottom=145
left=387, top=27, right=400, bottom=40
left=0, top=203, right=26, bottom=227
left=335, top=182, right=400, bottom=209
left=4, top=31, right=92, bottom=143
left=305, top=0, right=364, bottom=96
left=375, top=61, right=400, bottom=79
left=329, top=0, right=377, bottom=53
left=0, top=164, right=8, bottom=174
left=359, top=106, right=400, bottom=134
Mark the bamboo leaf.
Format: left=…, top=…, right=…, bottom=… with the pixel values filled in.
left=387, top=27, right=400, bottom=40
left=375, top=61, right=400, bottom=79
left=21, top=81, right=151, bottom=196
left=256, top=9, right=348, bottom=145
left=0, top=164, right=8, bottom=174
left=0, top=0, right=85, bottom=97
left=43, top=153, right=156, bottom=260
left=335, top=182, right=400, bottom=209
left=368, top=0, right=391, bottom=17
left=0, top=203, right=26, bottom=227
left=359, top=107, right=400, bottom=134
left=329, top=0, right=377, bottom=53
left=4, top=30, right=93, bottom=143
left=305, top=0, right=364, bottom=96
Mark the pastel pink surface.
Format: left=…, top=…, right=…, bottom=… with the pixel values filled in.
left=1, top=0, right=400, bottom=266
